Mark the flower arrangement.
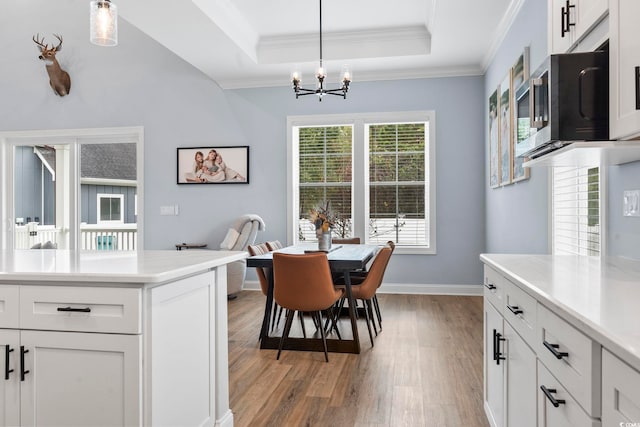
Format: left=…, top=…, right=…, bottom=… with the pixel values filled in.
left=309, top=201, right=336, bottom=233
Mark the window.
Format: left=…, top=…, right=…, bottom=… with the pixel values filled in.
left=552, top=166, right=601, bottom=256
left=288, top=112, right=436, bottom=253
left=97, top=194, right=124, bottom=224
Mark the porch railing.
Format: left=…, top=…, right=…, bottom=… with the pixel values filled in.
left=14, top=223, right=138, bottom=251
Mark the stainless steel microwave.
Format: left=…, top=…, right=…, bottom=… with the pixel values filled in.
left=514, top=51, right=609, bottom=159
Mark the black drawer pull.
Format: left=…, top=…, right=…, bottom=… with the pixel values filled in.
left=5, top=345, right=14, bottom=380
left=484, top=282, right=496, bottom=290
left=561, top=0, right=575, bottom=37
left=507, top=305, right=523, bottom=316
left=543, top=340, right=569, bottom=359
left=493, top=329, right=505, bottom=365
left=635, top=66, right=640, bottom=110
left=57, top=306, right=91, bottom=313
left=20, top=346, right=29, bottom=382
left=541, top=385, right=566, bottom=407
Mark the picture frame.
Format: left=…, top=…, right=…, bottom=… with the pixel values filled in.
left=177, top=146, right=249, bottom=184
left=512, top=46, right=531, bottom=183
left=498, top=71, right=512, bottom=185
left=489, top=88, right=500, bottom=189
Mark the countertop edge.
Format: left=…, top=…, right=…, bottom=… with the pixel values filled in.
left=480, top=253, right=640, bottom=373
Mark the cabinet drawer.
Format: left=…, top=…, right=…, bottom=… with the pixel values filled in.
left=20, top=286, right=141, bottom=334
left=538, top=361, right=600, bottom=427
left=484, top=266, right=506, bottom=311
left=0, top=286, right=19, bottom=328
left=602, top=349, right=640, bottom=426
left=503, top=281, right=536, bottom=346
left=537, top=304, right=601, bottom=417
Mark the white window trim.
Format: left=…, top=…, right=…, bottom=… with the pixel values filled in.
left=287, top=111, right=436, bottom=255
left=97, top=193, right=125, bottom=225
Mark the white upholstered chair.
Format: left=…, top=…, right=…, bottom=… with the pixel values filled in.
left=219, top=214, right=266, bottom=297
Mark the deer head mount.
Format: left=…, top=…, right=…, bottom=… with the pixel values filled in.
left=33, top=33, right=71, bottom=97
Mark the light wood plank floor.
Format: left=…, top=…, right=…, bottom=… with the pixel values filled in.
left=228, top=291, right=489, bottom=427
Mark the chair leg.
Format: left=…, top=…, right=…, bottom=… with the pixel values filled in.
left=277, top=309, right=295, bottom=360
left=373, top=295, right=382, bottom=329
left=298, top=311, right=307, bottom=338
left=361, top=299, right=375, bottom=348
left=270, top=301, right=278, bottom=332
left=366, top=299, right=378, bottom=336
left=316, top=311, right=329, bottom=362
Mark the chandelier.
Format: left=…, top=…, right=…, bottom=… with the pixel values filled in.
left=291, top=0, right=351, bottom=101
left=90, top=0, right=118, bottom=47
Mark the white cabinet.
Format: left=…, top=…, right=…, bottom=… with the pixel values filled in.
left=602, top=349, right=640, bottom=426
left=609, top=0, right=640, bottom=139
left=20, top=331, right=140, bottom=426
left=0, top=287, right=142, bottom=426
left=549, top=0, right=608, bottom=54
left=483, top=266, right=537, bottom=427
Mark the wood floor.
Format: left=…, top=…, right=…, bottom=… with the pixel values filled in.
left=227, top=291, right=489, bottom=427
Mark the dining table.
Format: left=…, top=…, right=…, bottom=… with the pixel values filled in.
left=246, top=243, right=379, bottom=354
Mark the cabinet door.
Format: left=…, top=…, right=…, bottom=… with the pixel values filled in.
left=574, top=0, right=608, bottom=37
left=504, top=323, right=537, bottom=427
left=485, top=301, right=504, bottom=427
left=602, top=349, right=640, bottom=426
left=0, top=330, right=19, bottom=427
left=610, top=0, right=640, bottom=139
left=549, top=0, right=575, bottom=54
left=19, top=330, right=141, bottom=427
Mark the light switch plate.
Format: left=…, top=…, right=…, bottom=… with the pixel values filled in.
left=623, top=190, right=640, bottom=217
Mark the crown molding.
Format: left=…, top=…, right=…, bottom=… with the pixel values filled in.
left=218, top=64, right=483, bottom=90
left=257, top=26, right=431, bottom=64
left=481, top=0, right=527, bottom=71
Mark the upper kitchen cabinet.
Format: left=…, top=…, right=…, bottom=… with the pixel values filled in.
left=610, top=0, right=640, bottom=139
left=549, top=0, right=608, bottom=54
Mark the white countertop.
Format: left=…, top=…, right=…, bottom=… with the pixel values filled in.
left=0, top=250, right=247, bottom=284
left=481, top=254, right=640, bottom=372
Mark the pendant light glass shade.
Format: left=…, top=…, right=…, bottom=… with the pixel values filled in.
left=90, top=0, right=118, bottom=46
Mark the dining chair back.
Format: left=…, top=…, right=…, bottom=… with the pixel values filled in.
left=272, top=252, right=343, bottom=361
left=351, top=245, right=393, bottom=301
left=265, top=240, right=283, bottom=251
left=248, top=243, right=271, bottom=296
left=332, top=237, right=361, bottom=244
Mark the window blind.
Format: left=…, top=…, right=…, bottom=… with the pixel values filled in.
left=368, top=122, right=428, bottom=246
left=552, top=166, right=600, bottom=256
left=298, top=125, right=353, bottom=241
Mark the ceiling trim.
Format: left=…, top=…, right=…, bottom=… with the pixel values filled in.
left=481, top=0, right=527, bottom=71
left=258, top=26, right=431, bottom=64
left=219, top=64, right=483, bottom=90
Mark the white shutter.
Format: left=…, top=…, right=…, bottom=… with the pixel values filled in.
left=552, top=166, right=600, bottom=256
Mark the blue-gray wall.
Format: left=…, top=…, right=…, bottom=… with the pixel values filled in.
left=226, top=76, right=486, bottom=285
left=80, top=184, right=137, bottom=224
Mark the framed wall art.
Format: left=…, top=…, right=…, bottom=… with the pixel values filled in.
left=489, top=88, right=500, bottom=188
left=498, top=71, right=512, bottom=185
left=177, top=146, right=249, bottom=184
left=512, top=47, right=531, bottom=183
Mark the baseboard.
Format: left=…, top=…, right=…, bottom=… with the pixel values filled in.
left=242, top=280, right=482, bottom=296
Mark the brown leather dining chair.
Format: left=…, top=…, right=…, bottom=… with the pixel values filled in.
left=272, top=252, right=344, bottom=362
left=332, top=237, right=361, bottom=244
left=335, top=243, right=393, bottom=348
left=265, top=240, right=283, bottom=251
left=248, top=243, right=286, bottom=335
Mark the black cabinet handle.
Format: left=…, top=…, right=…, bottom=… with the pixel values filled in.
left=541, top=385, right=566, bottom=407
left=507, top=305, right=523, bottom=316
left=20, top=346, right=29, bottom=382
left=484, top=282, right=496, bottom=290
left=561, top=0, right=575, bottom=37
left=4, top=345, right=14, bottom=380
left=57, top=306, right=91, bottom=313
left=543, top=340, right=569, bottom=359
left=635, top=66, right=640, bottom=110
left=493, top=329, right=505, bottom=365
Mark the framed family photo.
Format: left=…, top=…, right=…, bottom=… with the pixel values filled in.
left=177, top=146, right=249, bottom=184
left=498, top=71, right=512, bottom=186
left=512, top=46, right=531, bottom=183
left=489, top=88, right=500, bottom=188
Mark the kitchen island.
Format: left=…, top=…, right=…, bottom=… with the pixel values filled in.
left=0, top=249, right=245, bottom=427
